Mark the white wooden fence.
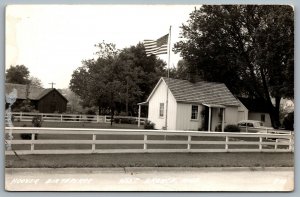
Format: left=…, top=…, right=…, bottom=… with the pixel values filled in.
left=6, top=112, right=147, bottom=124
left=5, top=127, right=294, bottom=155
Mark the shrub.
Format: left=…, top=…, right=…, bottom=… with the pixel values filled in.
left=21, top=115, right=43, bottom=140
left=215, top=124, right=222, bottom=132
left=20, top=124, right=31, bottom=140
left=120, top=118, right=134, bottom=124
left=86, top=109, right=96, bottom=121
left=114, top=118, right=120, bottom=124
left=86, top=109, right=96, bottom=115
left=224, top=124, right=240, bottom=132
left=144, top=120, right=155, bottom=129
left=283, top=112, right=294, bottom=130
left=21, top=133, right=31, bottom=140
left=32, top=115, right=43, bottom=127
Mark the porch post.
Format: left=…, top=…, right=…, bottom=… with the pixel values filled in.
left=208, top=107, right=211, bottom=132
left=222, top=108, right=225, bottom=132
left=138, top=104, right=141, bottom=128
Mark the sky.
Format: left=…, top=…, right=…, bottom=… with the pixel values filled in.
left=6, top=5, right=200, bottom=89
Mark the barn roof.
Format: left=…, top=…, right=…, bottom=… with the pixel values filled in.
left=5, top=83, right=68, bottom=102
left=237, top=97, right=269, bottom=113
left=36, top=88, right=54, bottom=100
left=5, top=83, right=44, bottom=100
left=147, top=77, right=240, bottom=106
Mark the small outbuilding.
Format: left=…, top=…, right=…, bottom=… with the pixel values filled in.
left=237, top=97, right=272, bottom=127
left=5, top=83, right=68, bottom=113
left=138, top=77, right=240, bottom=131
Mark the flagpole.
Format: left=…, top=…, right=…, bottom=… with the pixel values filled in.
left=165, top=26, right=171, bottom=130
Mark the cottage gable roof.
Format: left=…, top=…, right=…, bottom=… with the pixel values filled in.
left=238, top=97, right=269, bottom=113
left=147, top=77, right=240, bottom=106
left=5, top=83, right=68, bottom=102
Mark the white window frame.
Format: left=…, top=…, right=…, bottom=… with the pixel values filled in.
left=191, top=105, right=199, bottom=120
left=159, top=103, right=164, bottom=117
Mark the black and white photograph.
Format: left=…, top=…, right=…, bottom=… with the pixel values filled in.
left=4, top=4, right=294, bottom=191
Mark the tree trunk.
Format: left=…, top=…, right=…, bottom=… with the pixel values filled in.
left=110, top=92, right=114, bottom=126
left=267, top=97, right=281, bottom=129
left=126, top=80, right=129, bottom=115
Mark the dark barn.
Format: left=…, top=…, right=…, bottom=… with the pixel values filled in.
left=36, top=89, right=68, bottom=113
left=5, top=83, right=68, bottom=113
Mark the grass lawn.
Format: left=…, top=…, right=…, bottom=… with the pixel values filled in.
left=12, top=121, right=140, bottom=129
left=6, top=152, right=294, bottom=168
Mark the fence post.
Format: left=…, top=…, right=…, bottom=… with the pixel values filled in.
left=225, top=136, right=229, bottom=151
left=20, top=112, right=22, bottom=121
left=275, top=139, right=278, bottom=151
left=97, top=115, right=99, bottom=123
left=31, top=133, right=35, bottom=152
left=104, top=116, right=107, bottom=123
left=144, top=135, right=147, bottom=150
left=187, top=135, right=191, bottom=150
left=259, top=137, right=263, bottom=151
left=289, top=131, right=293, bottom=151
left=92, top=134, right=96, bottom=153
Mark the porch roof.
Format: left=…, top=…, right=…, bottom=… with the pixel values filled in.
left=203, top=103, right=226, bottom=108
left=137, top=101, right=148, bottom=106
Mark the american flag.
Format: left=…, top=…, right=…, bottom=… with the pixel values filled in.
left=144, top=34, right=169, bottom=56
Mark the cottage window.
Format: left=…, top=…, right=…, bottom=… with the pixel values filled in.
left=261, top=114, right=265, bottom=122
left=191, top=105, right=198, bottom=120
left=159, top=103, right=164, bottom=117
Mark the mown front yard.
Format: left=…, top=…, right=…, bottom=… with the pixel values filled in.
left=11, top=121, right=140, bottom=129
left=6, top=152, right=294, bottom=168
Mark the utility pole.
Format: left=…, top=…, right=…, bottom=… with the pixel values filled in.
left=49, top=82, right=56, bottom=89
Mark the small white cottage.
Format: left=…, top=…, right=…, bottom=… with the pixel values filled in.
left=138, top=77, right=241, bottom=131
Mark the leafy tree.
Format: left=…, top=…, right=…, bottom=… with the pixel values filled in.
left=6, top=65, right=43, bottom=88
left=6, top=65, right=30, bottom=84
left=70, top=42, right=121, bottom=125
left=116, top=43, right=165, bottom=114
left=169, top=59, right=191, bottom=80
left=70, top=42, right=166, bottom=124
left=29, top=76, right=43, bottom=88
left=174, top=5, right=294, bottom=128
left=60, top=88, right=85, bottom=113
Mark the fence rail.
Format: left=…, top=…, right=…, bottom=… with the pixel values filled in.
left=5, top=127, right=294, bottom=155
left=5, top=112, right=147, bottom=124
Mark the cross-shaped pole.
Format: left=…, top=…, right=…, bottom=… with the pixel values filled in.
left=49, top=82, right=56, bottom=89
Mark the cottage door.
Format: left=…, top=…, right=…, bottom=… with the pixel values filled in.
left=203, top=106, right=209, bottom=131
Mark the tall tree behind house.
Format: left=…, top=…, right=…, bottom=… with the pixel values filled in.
left=174, top=5, right=294, bottom=128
